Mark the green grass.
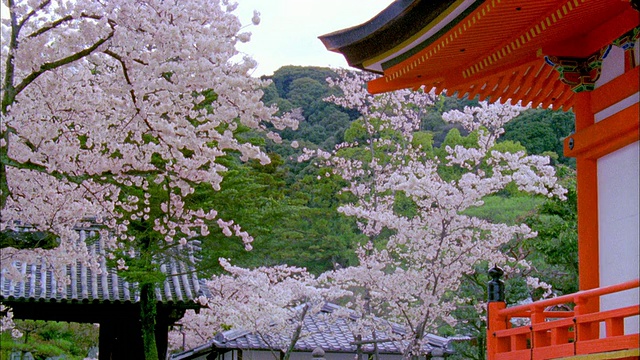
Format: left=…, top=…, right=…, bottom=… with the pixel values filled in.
left=463, top=195, right=544, bottom=225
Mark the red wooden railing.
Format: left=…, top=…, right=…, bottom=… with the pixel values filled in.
left=487, top=278, right=640, bottom=360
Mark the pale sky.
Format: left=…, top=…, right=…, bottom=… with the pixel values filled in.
left=234, top=0, right=395, bottom=77
left=0, top=1, right=394, bottom=76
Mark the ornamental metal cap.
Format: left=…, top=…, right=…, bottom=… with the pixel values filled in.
left=312, top=347, right=325, bottom=359
left=488, top=265, right=504, bottom=280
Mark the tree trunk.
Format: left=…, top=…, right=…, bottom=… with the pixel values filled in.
left=140, top=282, right=160, bottom=360
left=282, top=303, right=309, bottom=360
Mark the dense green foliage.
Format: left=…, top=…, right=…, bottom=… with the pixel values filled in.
left=445, top=167, right=578, bottom=360
left=501, top=108, right=575, bottom=167
left=523, top=166, right=579, bottom=295
left=1, top=321, right=98, bottom=359
left=262, top=66, right=357, bottom=151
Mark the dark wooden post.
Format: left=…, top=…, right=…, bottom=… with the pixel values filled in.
left=156, top=311, right=170, bottom=360
left=99, top=321, right=113, bottom=360
left=486, top=266, right=507, bottom=360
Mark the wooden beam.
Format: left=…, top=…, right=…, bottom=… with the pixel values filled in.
left=572, top=92, right=601, bottom=312
left=564, top=103, right=639, bottom=159
left=590, top=66, right=640, bottom=114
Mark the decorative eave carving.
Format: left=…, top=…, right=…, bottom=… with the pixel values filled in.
left=545, top=45, right=611, bottom=93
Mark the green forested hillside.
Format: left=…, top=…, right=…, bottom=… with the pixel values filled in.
left=262, top=66, right=575, bottom=163
left=253, top=67, right=577, bottom=360
left=203, top=65, right=577, bottom=276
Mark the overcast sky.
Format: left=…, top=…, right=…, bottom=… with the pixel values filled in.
left=234, top=0, right=395, bottom=77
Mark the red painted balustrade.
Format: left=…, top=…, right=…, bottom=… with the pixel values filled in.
left=487, top=278, right=640, bottom=360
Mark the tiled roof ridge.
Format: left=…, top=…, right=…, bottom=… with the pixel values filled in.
left=1, top=226, right=207, bottom=306
left=203, top=301, right=471, bottom=355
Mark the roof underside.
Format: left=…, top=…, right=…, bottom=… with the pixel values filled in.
left=319, top=0, right=640, bottom=109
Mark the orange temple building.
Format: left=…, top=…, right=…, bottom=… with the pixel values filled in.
left=320, top=0, right=639, bottom=358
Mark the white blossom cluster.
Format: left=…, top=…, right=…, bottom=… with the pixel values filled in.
left=325, top=69, right=437, bottom=142
left=1, top=0, right=298, bottom=272
left=169, top=258, right=349, bottom=353
left=310, top=71, right=567, bottom=357
left=0, top=304, right=21, bottom=339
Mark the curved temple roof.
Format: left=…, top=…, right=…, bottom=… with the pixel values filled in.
left=319, top=0, right=460, bottom=71
left=319, top=0, right=640, bottom=109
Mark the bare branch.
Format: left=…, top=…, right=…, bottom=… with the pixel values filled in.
left=17, top=0, right=52, bottom=29
left=13, top=22, right=116, bottom=100
left=27, top=13, right=103, bottom=38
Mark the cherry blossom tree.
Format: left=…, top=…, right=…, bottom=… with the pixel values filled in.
left=307, top=71, right=566, bottom=358
left=169, top=258, right=349, bottom=360
left=1, top=0, right=297, bottom=358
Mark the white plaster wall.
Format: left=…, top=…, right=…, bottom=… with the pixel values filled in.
left=596, top=44, right=625, bottom=87
left=236, top=350, right=273, bottom=360
left=291, top=352, right=403, bottom=360
left=598, top=140, right=640, bottom=335
left=179, top=348, right=409, bottom=360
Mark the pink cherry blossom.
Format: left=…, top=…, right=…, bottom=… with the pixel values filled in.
left=1, top=0, right=297, bottom=340
left=314, top=71, right=566, bottom=357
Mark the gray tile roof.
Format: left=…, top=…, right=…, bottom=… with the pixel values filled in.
left=171, top=303, right=471, bottom=359
left=0, top=227, right=207, bottom=306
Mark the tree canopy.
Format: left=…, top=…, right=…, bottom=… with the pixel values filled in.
left=0, top=1, right=298, bottom=358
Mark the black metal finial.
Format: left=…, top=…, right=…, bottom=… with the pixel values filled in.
left=488, top=265, right=505, bottom=302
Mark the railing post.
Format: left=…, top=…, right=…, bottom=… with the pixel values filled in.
left=574, top=296, right=598, bottom=342
left=487, top=266, right=507, bottom=360
left=531, top=305, right=547, bottom=349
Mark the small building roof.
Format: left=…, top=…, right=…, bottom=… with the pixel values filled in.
left=1, top=225, right=210, bottom=358
left=170, top=303, right=471, bottom=360
left=0, top=227, right=207, bottom=308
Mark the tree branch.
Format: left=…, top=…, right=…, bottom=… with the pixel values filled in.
left=103, top=49, right=138, bottom=106
left=27, top=13, right=103, bottom=38
left=12, top=21, right=116, bottom=101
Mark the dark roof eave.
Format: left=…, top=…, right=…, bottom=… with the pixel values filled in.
left=0, top=296, right=203, bottom=309
left=318, top=0, right=415, bottom=50
left=318, top=0, right=458, bottom=69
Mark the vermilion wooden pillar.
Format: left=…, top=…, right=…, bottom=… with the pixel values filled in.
left=573, top=91, right=600, bottom=317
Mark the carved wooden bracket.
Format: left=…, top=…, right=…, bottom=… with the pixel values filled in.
left=545, top=45, right=611, bottom=93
